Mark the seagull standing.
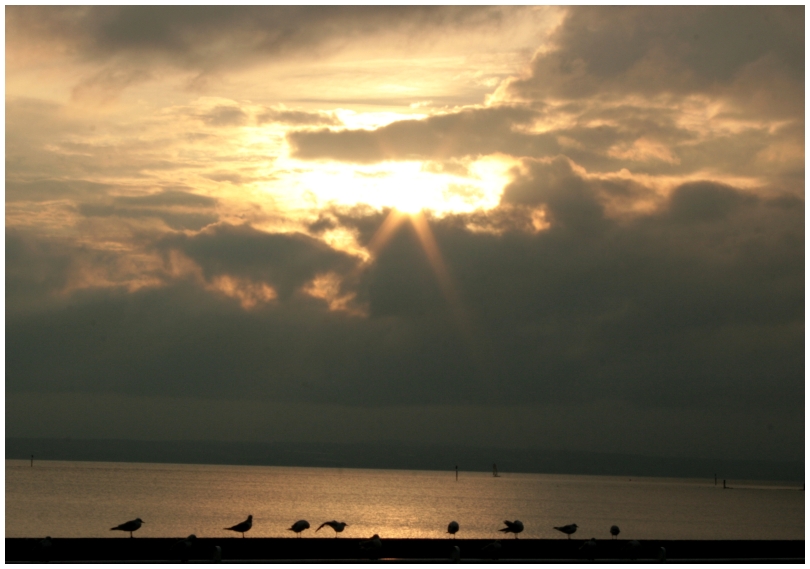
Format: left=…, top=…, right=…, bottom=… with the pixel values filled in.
left=38, top=537, right=53, bottom=562
left=610, top=525, right=620, bottom=539
left=481, top=541, right=502, bottom=560
left=288, top=520, right=310, bottom=537
left=360, top=534, right=383, bottom=558
left=499, top=520, right=524, bottom=539
left=110, top=518, right=144, bottom=538
left=627, top=539, right=641, bottom=561
left=316, top=520, right=348, bottom=537
left=581, top=537, right=597, bottom=560
left=176, top=535, right=197, bottom=562
left=447, top=521, right=459, bottom=538
left=224, top=515, right=253, bottom=537
left=554, top=523, right=578, bottom=539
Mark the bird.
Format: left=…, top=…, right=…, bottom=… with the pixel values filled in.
left=658, top=546, right=667, bottom=563
left=224, top=515, right=253, bottom=538
left=481, top=540, right=502, bottom=560
left=627, top=539, right=642, bottom=561
left=581, top=537, right=597, bottom=560
left=447, top=521, right=460, bottom=538
left=499, top=519, right=524, bottom=539
left=288, top=520, right=310, bottom=537
left=554, top=523, right=578, bottom=539
left=450, top=545, right=461, bottom=563
left=177, top=534, right=197, bottom=546
left=176, top=535, right=196, bottom=562
left=610, top=525, right=620, bottom=539
left=38, top=537, right=53, bottom=562
left=360, top=534, right=382, bottom=557
left=317, top=520, right=348, bottom=537
left=110, top=518, right=144, bottom=538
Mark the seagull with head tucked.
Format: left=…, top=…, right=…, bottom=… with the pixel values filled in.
left=499, top=520, right=524, bottom=539
left=289, top=519, right=310, bottom=537
left=447, top=521, right=460, bottom=538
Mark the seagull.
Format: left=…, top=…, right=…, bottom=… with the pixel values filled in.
left=554, top=523, right=578, bottom=539
left=447, top=521, right=460, bottom=538
left=38, top=537, right=53, bottom=561
left=499, top=520, right=524, bottom=539
left=317, top=520, right=348, bottom=537
left=360, top=534, right=382, bottom=557
left=581, top=537, right=597, bottom=560
left=482, top=540, right=502, bottom=560
left=288, top=520, right=310, bottom=537
left=111, top=518, right=144, bottom=538
left=225, top=515, right=253, bottom=537
left=610, top=525, right=620, bottom=539
left=177, top=534, right=197, bottom=548
left=627, top=539, right=642, bottom=561
left=176, top=535, right=196, bottom=562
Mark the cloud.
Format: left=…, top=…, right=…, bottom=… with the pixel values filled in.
left=257, top=108, right=341, bottom=127
left=7, top=6, right=522, bottom=73
left=287, top=106, right=544, bottom=163
left=157, top=223, right=360, bottom=300
left=502, top=7, right=802, bottom=99
left=78, top=189, right=219, bottom=231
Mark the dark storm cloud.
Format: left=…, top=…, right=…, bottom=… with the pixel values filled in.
left=158, top=223, right=359, bottom=299
left=287, top=106, right=549, bottom=163
left=503, top=6, right=803, bottom=116
left=8, top=171, right=802, bottom=420
left=7, top=6, right=512, bottom=72
left=286, top=101, right=792, bottom=180
left=78, top=190, right=219, bottom=231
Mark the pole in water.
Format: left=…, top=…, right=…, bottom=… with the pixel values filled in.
left=714, top=473, right=717, bottom=486
left=723, top=479, right=727, bottom=489
left=455, top=465, right=458, bottom=482
left=30, top=455, right=33, bottom=467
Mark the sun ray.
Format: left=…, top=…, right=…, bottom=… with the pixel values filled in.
left=365, top=209, right=409, bottom=258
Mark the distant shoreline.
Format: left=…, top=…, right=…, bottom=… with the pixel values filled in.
left=6, top=437, right=804, bottom=482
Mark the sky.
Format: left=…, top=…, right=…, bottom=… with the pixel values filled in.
left=5, top=6, right=805, bottom=463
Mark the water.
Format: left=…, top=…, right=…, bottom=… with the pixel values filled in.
left=5, top=460, right=804, bottom=540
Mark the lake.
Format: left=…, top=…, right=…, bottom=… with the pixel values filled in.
left=5, top=460, right=803, bottom=540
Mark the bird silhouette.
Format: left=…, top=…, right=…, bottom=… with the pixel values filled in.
left=316, top=520, right=348, bottom=537
left=610, top=525, right=620, bottom=539
left=288, top=520, right=310, bottom=537
left=482, top=540, right=502, bottom=560
left=360, top=534, right=382, bottom=558
left=554, top=523, right=578, bottom=539
left=499, top=519, right=524, bottom=539
left=175, top=535, right=196, bottom=562
left=111, top=518, right=144, bottom=538
left=225, top=515, right=253, bottom=537
left=447, top=520, right=459, bottom=538
left=626, top=539, right=642, bottom=561
left=581, top=537, right=597, bottom=560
